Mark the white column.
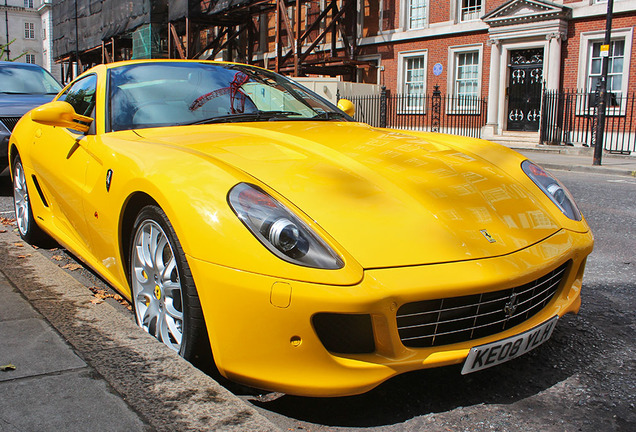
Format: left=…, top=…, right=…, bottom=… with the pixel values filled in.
left=483, top=38, right=501, bottom=138
left=546, top=33, right=563, bottom=91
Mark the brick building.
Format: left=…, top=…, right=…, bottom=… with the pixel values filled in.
left=343, top=0, right=635, bottom=143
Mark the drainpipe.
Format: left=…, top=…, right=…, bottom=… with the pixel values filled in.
left=4, top=1, right=9, bottom=60
left=74, top=0, right=79, bottom=76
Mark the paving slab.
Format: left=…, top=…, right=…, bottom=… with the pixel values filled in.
left=0, top=369, right=148, bottom=432
left=0, top=280, right=39, bottom=322
left=0, top=317, right=86, bottom=381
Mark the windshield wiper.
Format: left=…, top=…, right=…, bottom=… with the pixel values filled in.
left=187, top=110, right=302, bottom=125
left=311, top=111, right=348, bottom=120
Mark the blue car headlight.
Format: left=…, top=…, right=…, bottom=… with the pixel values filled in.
left=228, top=183, right=344, bottom=269
left=522, top=160, right=581, bottom=221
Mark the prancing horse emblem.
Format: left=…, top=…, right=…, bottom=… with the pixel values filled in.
left=504, top=293, right=519, bottom=318
left=480, top=229, right=496, bottom=243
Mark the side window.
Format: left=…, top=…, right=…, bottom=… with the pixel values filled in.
left=60, top=75, right=97, bottom=119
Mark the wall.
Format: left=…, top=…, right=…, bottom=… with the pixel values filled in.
left=0, top=0, right=43, bottom=64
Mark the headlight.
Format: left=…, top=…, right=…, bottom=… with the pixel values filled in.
left=522, top=160, right=581, bottom=221
left=228, top=183, right=344, bottom=269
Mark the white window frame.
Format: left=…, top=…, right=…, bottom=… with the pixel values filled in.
left=404, top=0, right=429, bottom=31
left=447, top=44, right=483, bottom=114
left=25, top=54, right=36, bottom=64
left=397, top=50, right=428, bottom=113
left=24, top=22, right=35, bottom=40
left=458, top=0, right=483, bottom=23
left=24, top=0, right=34, bottom=9
left=577, top=27, right=632, bottom=115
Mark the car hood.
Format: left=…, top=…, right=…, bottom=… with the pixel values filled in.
left=135, top=122, right=560, bottom=268
left=0, top=94, right=56, bottom=116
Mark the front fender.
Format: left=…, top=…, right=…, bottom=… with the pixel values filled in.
left=115, top=143, right=363, bottom=287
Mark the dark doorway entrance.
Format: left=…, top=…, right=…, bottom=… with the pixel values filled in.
left=507, top=48, right=543, bottom=132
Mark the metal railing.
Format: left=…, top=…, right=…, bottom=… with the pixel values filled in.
left=343, top=87, right=488, bottom=139
left=540, top=89, right=635, bottom=154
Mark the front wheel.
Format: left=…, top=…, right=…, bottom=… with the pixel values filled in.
left=13, top=154, right=50, bottom=245
left=129, top=205, right=210, bottom=362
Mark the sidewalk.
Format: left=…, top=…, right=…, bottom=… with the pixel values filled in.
left=0, top=231, right=280, bottom=432
left=0, top=271, right=148, bottom=432
left=513, top=145, right=636, bottom=178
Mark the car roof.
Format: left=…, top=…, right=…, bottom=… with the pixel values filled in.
left=0, top=61, right=49, bottom=70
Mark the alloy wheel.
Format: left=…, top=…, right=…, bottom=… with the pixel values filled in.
left=13, top=161, right=30, bottom=237
left=131, top=219, right=184, bottom=352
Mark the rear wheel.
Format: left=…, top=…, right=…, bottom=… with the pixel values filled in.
left=12, top=154, right=49, bottom=245
left=129, top=205, right=210, bottom=362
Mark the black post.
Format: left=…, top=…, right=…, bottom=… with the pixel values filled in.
left=75, top=0, right=80, bottom=77
left=379, top=86, right=387, bottom=128
left=4, top=0, right=9, bottom=60
left=431, top=85, right=441, bottom=132
left=593, top=0, right=614, bottom=165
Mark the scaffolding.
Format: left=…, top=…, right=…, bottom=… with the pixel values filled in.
left=53, top=0, right=370, bottom=83
left=53, top=0, right=168, bottom=82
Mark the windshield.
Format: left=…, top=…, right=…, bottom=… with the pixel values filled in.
left=0, top=64, right=62, bottom=95
left=108, top=62, right=349, bottom=131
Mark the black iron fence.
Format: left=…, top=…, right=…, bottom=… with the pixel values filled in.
left=343, top=87, right=488, bottom=139
left=540, top=89, right=636, bottom=154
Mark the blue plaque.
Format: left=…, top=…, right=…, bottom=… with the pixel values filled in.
left=433, top=63, right=443, bottom=76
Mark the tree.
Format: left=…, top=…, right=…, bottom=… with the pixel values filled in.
left=0, top=39, right=27, bottom=62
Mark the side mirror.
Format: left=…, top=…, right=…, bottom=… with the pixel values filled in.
left=337, top=98, right=355, bottom=117
left=31, top=101, right=93, bottom=133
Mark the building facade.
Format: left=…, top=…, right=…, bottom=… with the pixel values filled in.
left=349, top=0, right=635, bottom=142
left=43, top=0, right=636, bottom=148
left=1, top=0, right=59, bottom=80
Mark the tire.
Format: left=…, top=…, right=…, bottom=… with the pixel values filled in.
left=12, top=154, right=50, bottom=245
left=129, top=205, right=211, bottom=363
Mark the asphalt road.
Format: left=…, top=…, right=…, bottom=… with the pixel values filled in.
left=0, top=169, right=634, bottom=432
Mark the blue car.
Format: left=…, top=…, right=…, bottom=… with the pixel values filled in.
left=1, top=61, right=62, bottom=173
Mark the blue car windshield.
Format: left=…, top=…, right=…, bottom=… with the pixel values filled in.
left=0, top=64, right=62, bottom=95
left=108, top=62, right=349, bottom=131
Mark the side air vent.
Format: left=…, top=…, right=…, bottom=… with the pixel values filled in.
left=31, top=175, right=49, bottom=208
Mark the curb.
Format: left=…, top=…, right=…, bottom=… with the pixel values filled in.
left=514, top=148, right=636, bottom=178
left=0, top=229, right=281, bottom=432
left=510, top=145, right=634, bottom=159
left=536, top=162, right=636, bottom=178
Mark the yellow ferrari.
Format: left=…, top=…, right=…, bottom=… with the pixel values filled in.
left=9, top=60, right=593, bottom=397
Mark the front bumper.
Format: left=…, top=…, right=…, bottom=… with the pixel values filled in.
left=1, top=131, right=9, bottom=170
left=187, top=229, right=593, bottom=397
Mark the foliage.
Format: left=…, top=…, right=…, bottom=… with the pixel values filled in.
left=0, top=39, right=28, bottom=62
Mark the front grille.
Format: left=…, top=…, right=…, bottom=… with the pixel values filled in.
left=397, top=263, right=569, bottom=348
left=0, top=117, right=20, bottom=132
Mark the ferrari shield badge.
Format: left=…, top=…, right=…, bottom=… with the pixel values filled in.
left=480, top=229, right=496, bottom=243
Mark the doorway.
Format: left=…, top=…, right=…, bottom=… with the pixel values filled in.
left=507, top=48, right=544, bottom=132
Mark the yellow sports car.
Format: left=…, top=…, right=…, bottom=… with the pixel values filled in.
left=9, top=60, right=593, bottom=397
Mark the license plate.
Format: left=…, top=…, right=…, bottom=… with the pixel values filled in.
left=461, top=315, right=558, bottom=375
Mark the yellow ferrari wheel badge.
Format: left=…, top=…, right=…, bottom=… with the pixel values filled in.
left=154, top=285, right=161, bottom=300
